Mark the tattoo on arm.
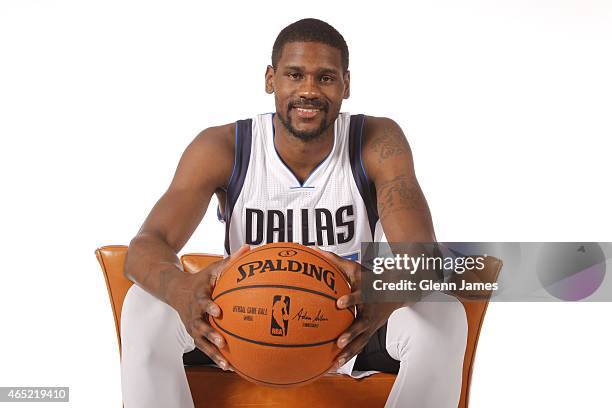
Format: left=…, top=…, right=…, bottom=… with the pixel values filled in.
left=157, top=261, right=183, bottom=303
left=377, top=174, right=428, bottom=219
left=159, top=268, right=175, bottom=303
left=371, top=126, right=409, bottom=165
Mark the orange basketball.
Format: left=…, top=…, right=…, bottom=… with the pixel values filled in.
left=209, top=242, right=354, bottom=387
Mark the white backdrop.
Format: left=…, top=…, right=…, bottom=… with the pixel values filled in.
left=1, top=1, right=611, bottom=407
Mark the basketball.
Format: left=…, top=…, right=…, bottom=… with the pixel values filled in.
left=209, top=242, right=355, bottom=387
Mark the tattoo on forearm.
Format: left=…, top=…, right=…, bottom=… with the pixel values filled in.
left=377, top=174, right=427, bottom=219
left=371, top=126, right=409, bottom=164
left=159, top=268, right=176, bottom=302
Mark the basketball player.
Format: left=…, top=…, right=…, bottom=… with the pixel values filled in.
left=121, top=18, right=468, bottom=407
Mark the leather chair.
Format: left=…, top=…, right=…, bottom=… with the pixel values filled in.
left=95, top=245, right=502, bottom=407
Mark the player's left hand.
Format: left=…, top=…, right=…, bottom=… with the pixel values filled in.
left=314, top=248, right=405, bottom=369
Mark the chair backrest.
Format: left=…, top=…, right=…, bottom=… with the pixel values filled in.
left=94, top=245, right=222, bottom=351
left=95, top=245, right=502, bottom=407
left=453, top=255, right=503, bottom=408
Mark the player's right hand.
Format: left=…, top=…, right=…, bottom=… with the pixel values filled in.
left=167, top=244, right=250, bottom=371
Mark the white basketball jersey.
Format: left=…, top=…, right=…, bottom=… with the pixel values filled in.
left=220, top=112, right=383, bottom=262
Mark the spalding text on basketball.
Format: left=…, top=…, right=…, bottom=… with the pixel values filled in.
left=236, top=259, right=337, bottom=291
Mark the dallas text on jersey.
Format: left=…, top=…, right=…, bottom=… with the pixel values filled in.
left=244, top=205, right=355, bottom=246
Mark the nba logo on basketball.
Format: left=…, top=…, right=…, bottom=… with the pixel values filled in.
left=270, top=295, right=290, bottom=336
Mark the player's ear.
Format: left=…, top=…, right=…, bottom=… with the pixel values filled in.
left=343, top=70, right=350, bottom=99
left=265, top=65, right=275, bottom=94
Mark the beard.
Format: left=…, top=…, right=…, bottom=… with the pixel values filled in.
left=276, top=100, right=335, bottom=142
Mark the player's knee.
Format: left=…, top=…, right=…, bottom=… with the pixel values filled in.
left=431, top=293, right=468, bottom=355
left=385, top=292, right=468, bottom=362
left=120, top=284, right=185, bottom=358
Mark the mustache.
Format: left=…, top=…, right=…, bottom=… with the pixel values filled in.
left=288, top=99, right=328, bottom=111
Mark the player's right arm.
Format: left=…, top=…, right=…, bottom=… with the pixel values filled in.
left=124, top=123, right=248, bottom=369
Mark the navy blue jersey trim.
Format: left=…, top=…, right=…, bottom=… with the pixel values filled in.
left=216, top=205, right=223, bottom=222
left=349, top=114, right=379, bottom=239
left=224, top=119, right=253, bottom=255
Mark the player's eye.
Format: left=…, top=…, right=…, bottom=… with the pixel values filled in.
left=288, top=72, right=303, bottom=80
left=320, top=75, right=335, bottom=83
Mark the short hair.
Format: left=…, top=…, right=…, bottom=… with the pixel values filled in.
left=272, top=18, right=349, bottom=72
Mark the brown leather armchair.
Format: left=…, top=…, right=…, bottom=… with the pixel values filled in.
left=95, top=245, right=501, bottom=408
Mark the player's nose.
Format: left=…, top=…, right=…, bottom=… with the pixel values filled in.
left=297, top=75, right=321, bottom=98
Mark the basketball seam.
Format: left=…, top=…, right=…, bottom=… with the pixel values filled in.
left=211, top=284, right=355, bottom=322
left=211, top=318, right=341, bottom=348
left=229, top=362, right=335, bottom=387
left=213, top=284, right=337, bottom=302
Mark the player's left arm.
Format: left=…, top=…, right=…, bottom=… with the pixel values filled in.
left=318, top=116, right=436, bottom=368
left=364, top=116, right=439, bottom=305
left=362, top=115, right=435, bottom=243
